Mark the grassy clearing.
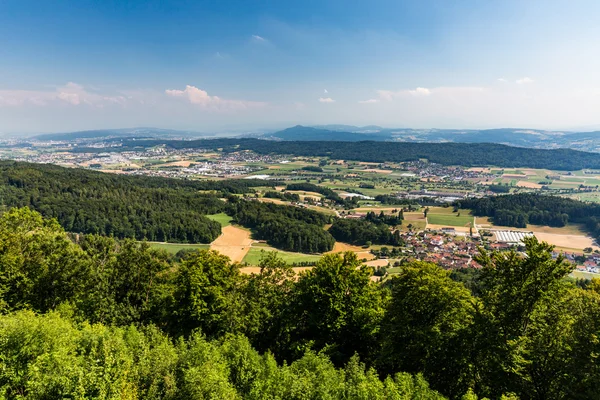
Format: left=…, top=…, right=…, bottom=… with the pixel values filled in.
left=148, top=242, right=210, bottom=254
left=242, top=247, right=322, bottom=265
left=206, top=213, right=232, bottom=227
left=402, top=220, right=427, bottom=231
left=427, top=213, right=474, bottom=227
left=571, top=270, right=600, bottom=280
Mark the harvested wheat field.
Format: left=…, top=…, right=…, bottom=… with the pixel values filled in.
left=210, top=225, right=254, bottom=263
left=362, top=169, right=393, bottom=174
left=257, top=198, right=286, bottom=205
left=364, top=259, right=389, bottom=267
left=159, top=160, right=195, bottom=167
left=327, top=242, right=376, bottom=260
left=516, top=181, right=542, bottom=189
left=533, top=232, right=599, bottom=251
left=467, top=167, right=491, bottom=173
left=404, top=212, right=426, bottom=221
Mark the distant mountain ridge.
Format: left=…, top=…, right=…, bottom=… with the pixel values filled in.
left=271, top=125, right=389, bottom=141
left=270, top=125, right=600, bottom=152
left=32, top=127, right=209, bottom=141
left=26, top=124, right=600, bottom=152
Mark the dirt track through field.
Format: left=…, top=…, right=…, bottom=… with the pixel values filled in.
left=210, top=225, right=253, bottom=263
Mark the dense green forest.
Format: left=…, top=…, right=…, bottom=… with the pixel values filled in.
left=0, top=161, right=273, bottom=243
left=460, top=193, right=600, bottom=231
left=0, top=162, right=333, bottom=252
left=328, top=212, right=403, bottom=246
left=75, top=138, right=600, bottom=170
left=2, top=207, right=600, bottom=399
left=285, top=182, right=352, bottom=205
left=228, top=197, right=335, bottom=253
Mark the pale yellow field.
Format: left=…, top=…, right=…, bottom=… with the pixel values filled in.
left=210, top=225, right=254, bottom=263
left=467, top=167, right=491, bottom=173
left=534, top=232, right=599, bottom=251
left=158, top=160, right=195, bottom=167
left=516, top=181, right=542, bottom=189
left=286, top=190, right=324, bottom=198
left=475, top=217, right=596, bottom=251
left=327, top=242, right=376, bottom=260
left=476, top=217, right=589, bottom=236
left=364, top=259, right=389, bottom=267
left=362, top=169, right=393, bottom=174
left=404, top=212, right=426, bottom=221
left=257, top=198, right=286, bottom=205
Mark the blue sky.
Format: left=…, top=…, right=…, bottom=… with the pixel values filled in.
left=1, top=0, right=600, bottom=133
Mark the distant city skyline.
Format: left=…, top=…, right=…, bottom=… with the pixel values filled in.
left=2, top=0, right=600, bottom=133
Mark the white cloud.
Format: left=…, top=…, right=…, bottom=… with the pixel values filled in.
left=407, top=87, right=431, bottom=96
left=376, top=90, right=395, bottom=101
left=318, top=97, right=335, bottom=103
left=376, top=87, right=432, bottom=100
left=377, top=86, right=483, bottom=101
left=0, top=82, right=127, bottom=108
left=252, top=34, right=266, bottom=42
left=324, top=89, right=328, bottom=94
left=358, top=98, right=379, bottom=104
left=165, top=85, right=266, bottom=110
left=497, top=78, right=508, bottom=83
left=516, top=77, right=534, bottom=84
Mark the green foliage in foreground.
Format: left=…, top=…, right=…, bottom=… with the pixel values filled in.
left=0, top=311, right=443, bottom=400
left=1, top=207, right=600, bottom=399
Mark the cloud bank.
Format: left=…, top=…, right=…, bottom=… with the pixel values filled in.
left=165, top=85, right=266, bottom=110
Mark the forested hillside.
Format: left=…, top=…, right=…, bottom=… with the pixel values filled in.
left=1, top=207, right=600, bottom=399
left=75, top=138, right=600, bottom=170
left=0, top=161, right=273, bottom=243
left=228, top=197, right=335, bottom=253
left=0, top=162, right=333, bottom=252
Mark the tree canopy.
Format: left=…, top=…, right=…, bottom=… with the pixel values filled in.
left=0, top=208, right=599, bottom=399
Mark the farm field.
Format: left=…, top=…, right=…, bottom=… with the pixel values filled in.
left=475, top=217, right=589, bottom=235
left=571, top=270, right=600, bottom=280
left=327, top=241, right=376, bottom=260
left=427, top=213, right=474, bottom=227
left=148, top=242, right=210, bottom=254
left=475, top=216, right=596, bottom=251
left=534, top=232, right=599, bottom=252
left=242, top=247, right=322, bottom=265
left=210, top=225, right=254, bottom=263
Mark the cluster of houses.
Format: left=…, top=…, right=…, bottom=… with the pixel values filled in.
left=394, top=230, right=482, bottom=269
left=558, top=252, right=600, bottom=274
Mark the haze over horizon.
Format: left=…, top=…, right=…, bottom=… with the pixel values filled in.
left=2, top=0, right=600, bottom=134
